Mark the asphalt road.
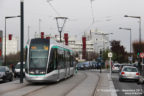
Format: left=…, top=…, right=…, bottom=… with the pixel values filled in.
left=0, top=71, right=99, bottom=96
left=112, top=72, right=143, bottom=96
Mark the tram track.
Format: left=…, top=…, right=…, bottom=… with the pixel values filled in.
left=63, top=72, right=87, bottom=96
left=63, top=70, right=100, bottom=96
left=0, top=71, right=100, bottom=96
left=22, top=72, right=87, bottom=96
left=0, top=80, right=54, bottom=96
left=0, top=82, right=29, bottom=96
left=89, top=71, right=101, bottom=96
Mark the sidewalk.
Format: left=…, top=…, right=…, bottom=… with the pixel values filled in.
left=94, top=71, right=117, bottom=96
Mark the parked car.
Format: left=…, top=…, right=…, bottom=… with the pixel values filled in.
left=112, top=63, right=120, bottom=73
left=76, top=62, right=91, bottom=70
left=91, top=61, right=97, bottom=69
left=119, top=66, right=139, bottom=82
left=0, top=66, right=13, bottom=82
left=76, top=63, right=84, bottom=70
left=83, top=62, right=91, bottom=69
left=14, top=62, right=25, bottom=77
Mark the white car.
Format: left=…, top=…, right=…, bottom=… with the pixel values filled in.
left=112, top=64, right=120, bottom=73
left=14, top=62, right=25, bottom=77
left=119, top=66, right=139, bottom=82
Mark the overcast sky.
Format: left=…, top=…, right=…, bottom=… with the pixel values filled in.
left=0, top=0, right=144, bottom=52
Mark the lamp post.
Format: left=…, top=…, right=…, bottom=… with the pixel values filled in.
left=4, top=15, right=20, bottom=66
left=55, top=17, right=68, bottom=42
left=119, top=27, right=132, bottom=63
left=124, top=15, right=141, bottom=72
left=20, top=0, right=24, bottom=83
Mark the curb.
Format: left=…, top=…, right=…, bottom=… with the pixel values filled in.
left=107, top=74, right=118, bottom=96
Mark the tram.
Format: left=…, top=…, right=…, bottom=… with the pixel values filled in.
left=25, top=38, right=76, bottom=83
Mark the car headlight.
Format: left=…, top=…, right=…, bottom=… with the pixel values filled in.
left=0, top=73, right=5, bottom=77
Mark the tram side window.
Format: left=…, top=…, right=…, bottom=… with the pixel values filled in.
left=57, top=48, right=65, bottom=69
left=70, top=55, right=74, bottom=67
left=65, top=51, right=68, bottom=68
left=48, top=48, right=57, bottom=73
left=66, top=51, right=70, bottom=67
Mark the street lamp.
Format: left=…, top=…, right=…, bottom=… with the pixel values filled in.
left=55, top=17, right=68, bottom=42
left=124, top=15, right=141, bottom=47
left=20, top=0, right=24, bottom=83
left=119, top=27, right=132, bottom=63
left=4, top=15, right=20, bottom=66
left=124, top=15, right=141, bottom=72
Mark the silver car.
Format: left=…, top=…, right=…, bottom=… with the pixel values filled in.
left=112, top=64, right=120, bottom=73
left=119, top=66, right=139, bottom=82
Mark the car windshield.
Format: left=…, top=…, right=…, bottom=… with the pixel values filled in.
left=77, top=63, right=83, bottom=67
left=123, top=67, right=137, bottom=72
left=114, top=65, right=120, bottom=67
left=0, top=67, right=5, bottom=72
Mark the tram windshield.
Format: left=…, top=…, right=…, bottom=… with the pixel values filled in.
left=29, top=39, right=49, bottom=69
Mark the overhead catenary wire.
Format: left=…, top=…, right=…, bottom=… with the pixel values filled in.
left=47, top=0, right=61, bottom=16
left=81, top=0, right=96, bottom=36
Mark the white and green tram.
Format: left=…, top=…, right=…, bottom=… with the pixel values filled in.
left=25, top=38, right=76, bottom=83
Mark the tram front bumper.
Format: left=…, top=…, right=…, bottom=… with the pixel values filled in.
left=25, top=73, right=58, bottom=83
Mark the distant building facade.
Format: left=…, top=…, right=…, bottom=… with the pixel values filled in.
left=34, top=30, right=110, bottom=60
left=2, top=37, right=18, bottom=55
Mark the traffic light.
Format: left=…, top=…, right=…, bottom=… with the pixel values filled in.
left=100, top=49, right=102, bottom=57
left=137, top=49, right=140, bottom=56
left=137, top=52, right=140, bottom=56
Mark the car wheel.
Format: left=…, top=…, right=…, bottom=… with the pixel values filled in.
left=119, top=78, right=123, bottom=82
left=9, top=76, right=13, bottom=81
left=3, top=77, right=7, bottom=82
left=135, top=79, right=139, bottom=82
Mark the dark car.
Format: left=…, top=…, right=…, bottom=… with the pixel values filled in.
left=14, top=62, right=25, bottom=78
left=91, top=61, right=97, bottom=69
left=0, top=66, right=13, bottom=82
left=76, top=62, right=90, bottom=70
left=76, top=63, right=84, bottom=70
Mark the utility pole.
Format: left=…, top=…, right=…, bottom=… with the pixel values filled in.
left=20, top=0, right=24, bottom=83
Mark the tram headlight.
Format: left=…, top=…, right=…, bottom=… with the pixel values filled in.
left=40, top=71, right=45, bottom=74
left=29, top=71, right=34, bottom=74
